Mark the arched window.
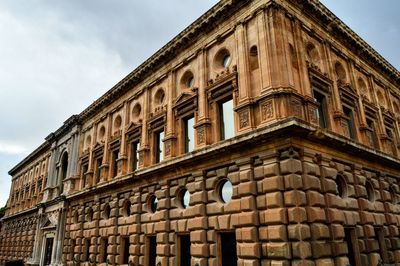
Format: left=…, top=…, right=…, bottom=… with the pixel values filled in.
left=335, top=175, right=347, bottom=198
left=366, top=181, right=375, bottom=202
left=249, top=45, right=259, bottom=70
left=61, top=152, right=69, bottom=180
left=335, top=62, right=347, bottom=85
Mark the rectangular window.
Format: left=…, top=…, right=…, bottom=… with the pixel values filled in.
left=343, top=106, right=355, bottom=140
left=155, top=131, right=164, bottom=163
left=178, top=234, right=191, bottom=266
left=84, top=238, right=90, bottom=261
left=100, top=238, right=108, bottom=263
left=147, top=236, right=157, bottom=266
left=82, top=163, right=89, bottom=187
left=219, top=98, right=234, bottom=140
left=95, top=157, right=102, bottom=183
left=112, top=149, right=119, bottom=177
left=313, top=89, right=327, bottom=128
left=130, top=142, right=140, bottom=171
left=121, top=237, right=130, bottom=264
left=344, top=228, right=357, bottom=266
left=184, top=117, right=195, bottom=153
left=366, top=118, right=378, bottom=148
left=375, top=227, right=389, bottom=263
left=219, top=232, right=237, bottom=266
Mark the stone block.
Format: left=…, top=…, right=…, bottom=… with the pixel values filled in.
left=284, top=190, right=306, bottom=207
left=306, top=191, right=324, bottom=207
left=315, top=258, right=334, bottom=266
left=266, top=192, right=283, bottom=208
left=263, top=176, right=284, bottom=192
left=288, top=224, right=310, bottom=240
left=306, top=207, right=326, bottom=222
left=284, top=174, right=303, bottom=190
left=310, top=224, right=330, bottom=240
left=280, top=159, right=302, bottom=175
left=238, top=243, right=261, bottom=258
left=266, top=242, right=291, bottom=259
left=287, top=207, right=307, bottom=223
left=267, top=225, right=287, bottom=241
left=262, top=208, right=287, bottom=225
left=291, top=241, right=312, bottom=259
left=311, top=242, right=331, bottom=258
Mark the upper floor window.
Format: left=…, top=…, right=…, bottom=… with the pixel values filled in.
left=343, top=105, right=356, bottom=140
left=219, top=98, right=234, bottom=140
left=111, top=149, right=119, bottom=178
left=184, top=116, right=195, bottom=153
left=95, top=156, right=103, bottom=183
left=366, top=118, right=378, bottom=148
left=82, top=163, right=89, bottom=187
left=313, top=89, right=328, bottom=129
left=130, top=141, right=140, bottom=171
left=155, top=130, right=164, bottom=163
left=61, top=152, right=68, bottom=180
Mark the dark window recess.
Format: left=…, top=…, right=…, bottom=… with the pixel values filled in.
left=43, top=237, right=54, bottom=266
left=101, top=238, right=108, bottom=263
left=148, top=236, right=157, bottom=266
left=95, top=157, right=102, bottom=183
left=184, top=117, right=194, bottom=153
left=84, top=238, right=90, bottom=261
left=179, top=235, right=191, bottom=266
left=313, top=90, right=327, bottom=128
left=375, top=227, right=390, bottom=263
left=82, top=164, right=89, bottom=186
left=131, top=142, right=139, bottom=171
left=220, top=232, right=237, bottom=266
left=219, top=98, right=234, bottom=140
left=344, top=228, right=356, bottom=266
left=366, top=119, right=378, bottom=148
left=122, top=237, right=130, bottom=264
left=112, top=149, right=119, bottom=177
left=343, top=106, right=355, bottom=140
left=155, top=131, right=164, bottom=163
left=61, top=153, right=68, bottom=180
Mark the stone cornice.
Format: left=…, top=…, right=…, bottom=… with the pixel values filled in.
left=285, top=0, right=400, bottom=86
left=8, top=141, right=51, bottom=176
left=78, top=0, right=251, bottom=123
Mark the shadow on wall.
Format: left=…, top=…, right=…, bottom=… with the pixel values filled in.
left=5, top=260, right=24, bottom=266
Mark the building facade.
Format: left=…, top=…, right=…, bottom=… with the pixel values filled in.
left=1, top=0, right=400, bottom=265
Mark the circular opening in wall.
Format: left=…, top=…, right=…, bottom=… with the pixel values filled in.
left=366, top=181, right=375, bottom=202
left=99, top=126, right=106, bottom=139
left=218, top=179, right=233, bottom=203
left=73, top=211, right=79, bottom=223
left=335, top=175, right=347, bottom=198
left=114, top=115, right=122, bottom=130
left=86, top=208, right=93, bottom=222
left=214, top=49, right=231, bottom=69
left=177, top=188, right=190, bottom=209
left=132, top=103, right=141, bottom=120
left=155, top=89, right=165, bottom=105
left=181, top=71, right=194, bottom=89
left=103, top=204, right=111, bottom=220
left=148, top=195, right=158, bottom=213
left=85, top=135, right=91, bottom=148
left=122, top=200, right=131, bottom=217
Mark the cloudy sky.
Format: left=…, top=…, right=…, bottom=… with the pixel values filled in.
left=0, top=0, right=399, bottom=207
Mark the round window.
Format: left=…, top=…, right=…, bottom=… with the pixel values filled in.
left=123, top=200, right=131, bottom=217
left=178, top=189, right=190, bottom=209
left=103, top=204, right=111, bottom=219
left=149, top=195, right=158, bottom=213
left=222, top=54, right=231, bottom=68
left=218, top=179, right=233, bottom=203
left=187, top=76, right=194, bottom=88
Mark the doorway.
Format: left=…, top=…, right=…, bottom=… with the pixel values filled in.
left=43, top=237, right=54, bottom=266
left=219, top=232, right=237, bottom=266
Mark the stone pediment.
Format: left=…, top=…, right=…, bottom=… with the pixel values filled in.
left=173, top=90, right=197, bottom=107
left=173, top=89, right=198, bottom=118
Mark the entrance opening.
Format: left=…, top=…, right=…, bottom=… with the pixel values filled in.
left=147, top=236, right=157, bottom=266
left=100, top=238, right=108, bottom=263
left=122, top=237, right=130, bottom=264
left=219, top=232, right=237, bottom=266
left=375, top=227, right=389, bottom=263
left=178, top=234, right=191, bottom=266
left=344, top=228, right=356, bottom=266
left=43, top=237, right=54, bottom=266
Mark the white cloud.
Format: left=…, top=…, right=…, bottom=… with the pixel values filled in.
left=0, top=141, right=28, bottom=156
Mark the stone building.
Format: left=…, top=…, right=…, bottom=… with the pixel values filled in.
left=1, top=0, right=400, bottom=265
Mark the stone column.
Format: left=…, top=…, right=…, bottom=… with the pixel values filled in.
left=118, top=101, right=129, bottom=175
left=164, top=71, right=177, bottom=159
left=256, top=7, right=271, bottom=92
left=138, top=88, right=150, bottom=168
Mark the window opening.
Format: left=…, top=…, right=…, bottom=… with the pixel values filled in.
left=184, top=117, right=195, bottom=153
left=219, top=98, right=234, bottom=140
left=219, top=232, right=237, bottom=266
left=179, top=234, right=191, bottom=266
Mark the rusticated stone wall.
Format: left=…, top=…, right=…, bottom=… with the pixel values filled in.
left=62, top=140, right=400, bottom=266
left=0, top=212, right=38, bottom=265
